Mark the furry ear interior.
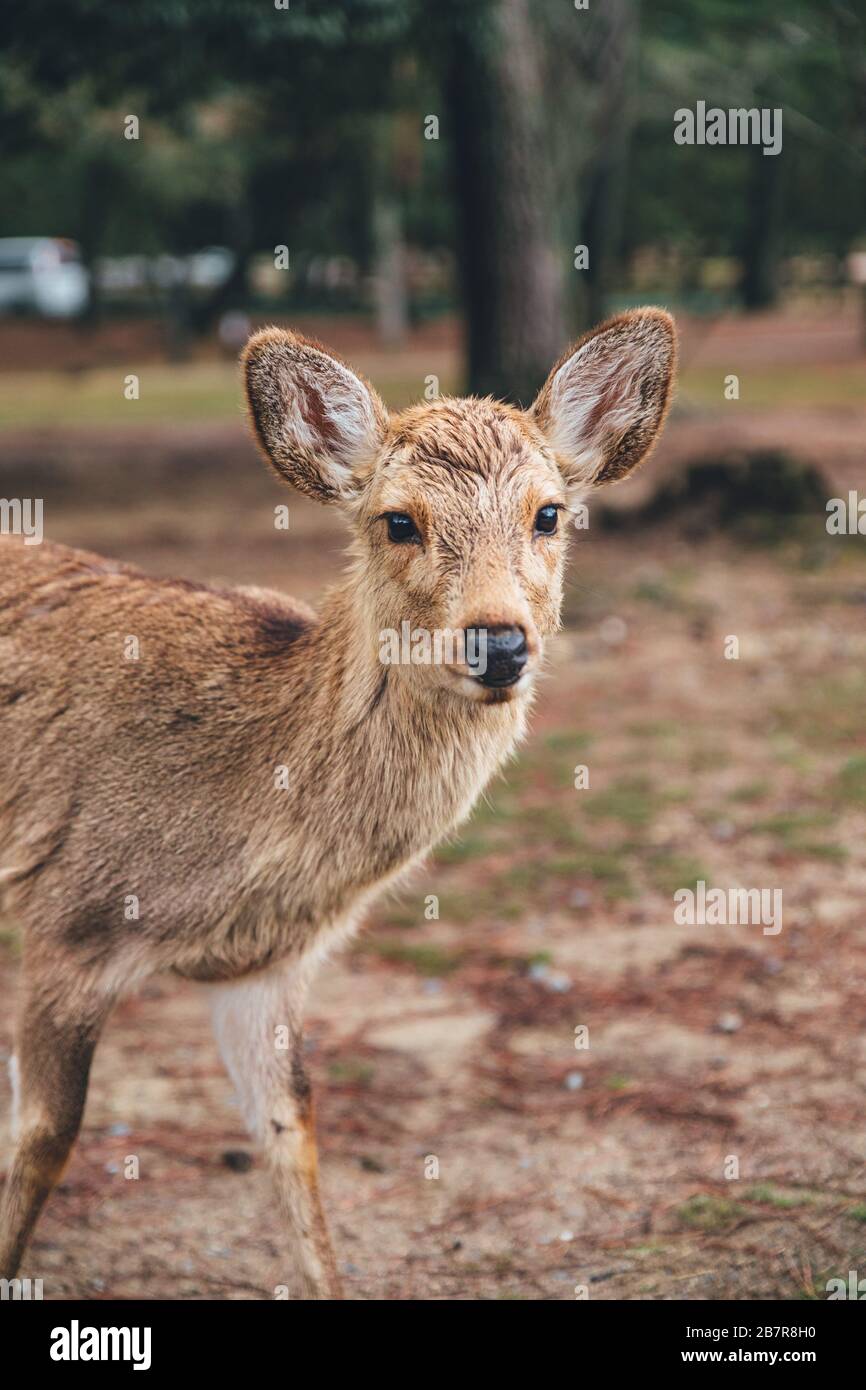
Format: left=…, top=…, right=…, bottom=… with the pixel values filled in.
left=531, top=308, right=676, bottom=494
left=242, top=328, right=388, bottom=503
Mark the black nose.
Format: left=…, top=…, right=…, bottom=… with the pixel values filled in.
left=467, top=625, right=528, bottom=687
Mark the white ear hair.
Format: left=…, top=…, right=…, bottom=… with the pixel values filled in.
left=532, top=308, right=676, bottom=492
left=243, top=328, right=388, bottom=504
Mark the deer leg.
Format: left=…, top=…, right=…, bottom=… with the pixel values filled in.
left=209, top=968, right=342, bottom=1300
left=0, top=966, right=113, bottom=1281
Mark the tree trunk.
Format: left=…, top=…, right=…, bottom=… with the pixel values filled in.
left=77, top=151, right=117, bottom=327
left=443, top=0, right=566, bottom=404
left=372, top=195, right=409, bottom=348
left=739, top=142, right=785, bottom=311
left=188, top=248, right=252, bottom=337
left=579, top=0, right=638, bottom=328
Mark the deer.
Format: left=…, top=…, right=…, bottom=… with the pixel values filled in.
left=0, top=308, right=676, bottom=1299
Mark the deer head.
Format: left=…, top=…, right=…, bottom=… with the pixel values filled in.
left=242, top=308, right=676, bottom=705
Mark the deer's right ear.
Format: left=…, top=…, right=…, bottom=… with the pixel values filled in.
left=242, top=328, right=388, bottom=504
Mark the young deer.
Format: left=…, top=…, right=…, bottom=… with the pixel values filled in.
left=0, top=308, right=675, bottom=1298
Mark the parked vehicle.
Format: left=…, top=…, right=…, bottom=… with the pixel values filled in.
left=0, top=238, right=90, bottom=317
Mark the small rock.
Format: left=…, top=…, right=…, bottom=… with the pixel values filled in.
left=222, top=1149, right=253, bottom=1173
left=529, top=961, right=572, bottom=993
left=599, top=615, right=628, bottom=646
left=359, top=1154, right=386, bottom=1173
left=547, top=970, right=572, bottom=993
left=108, top=1123, right=131, bottom=1138
left=559, top=1230, right=575, bottom=1243
left=565, top=1071, right=585, bottom=1091
left=715, top=1012, right=743, bottom=1034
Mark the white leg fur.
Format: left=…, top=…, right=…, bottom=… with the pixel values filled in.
left=207, top=963, right=342, bottom=1299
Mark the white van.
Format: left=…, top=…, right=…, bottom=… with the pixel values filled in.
left=0, top=238, right=90, bottom=318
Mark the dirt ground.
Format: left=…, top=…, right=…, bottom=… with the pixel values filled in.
left=1, top=314, right=866, bottom=1300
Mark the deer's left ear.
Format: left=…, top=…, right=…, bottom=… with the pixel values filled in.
left=531, top=308, right=677, bottom=493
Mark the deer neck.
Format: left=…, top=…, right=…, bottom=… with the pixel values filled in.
left=298, top=576, right=528, bottom=874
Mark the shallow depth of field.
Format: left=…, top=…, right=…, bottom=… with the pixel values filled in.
left=2, top=0, right=866, bottom=1301
left=1, top=306, right=865, bottom=1300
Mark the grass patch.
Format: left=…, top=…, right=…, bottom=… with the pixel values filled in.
left=0, top=355, right=460, bottom=428
left=605, top=1073, right=633, bottom=1091
left=688, top=745, right=731, bottom=773
left=750, top=809, right=846, bottom=860
left=522, top=804, right=584, bottom=850
left=835, top=754, right=866, bottom=807
left=544, top=730, right=593, bottom=756
left=729, top=780, right=770, bottom=803
left=627, top=719, right=681, bottom=739
left=751, top=811, right=835, bottom=839
left=564, top=846, right=635, bottom=900
left=744, top=1184, right=812, bottom=1210
left=368, top=940, right=465, bottom=976
left=585, top=775, right=657, bottom=828
left=679, top=362, right=866, bottom=410
left=631, top=577, right=682, bottom=609
left=377, top=902, right=423, bottom=929
left=648, top=852, right=710, bottom=897
left=797, top=843, right=848, bottom=862
left=676, top=1194, right=746, bottom=1233
left=328, top=1058, right=375, bottom=1087
left=526, top=950, right=554, bottom=968
left=775, top=673, right=866, bottom=747
left=435, top=832, right=491, bottom=865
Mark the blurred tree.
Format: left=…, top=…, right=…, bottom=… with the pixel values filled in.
left=0, top=0, right=409, bottom=330
left=629, top=0, right=866, bottom=309
left=1, top=0, right=864, bottom=361
left=422, top=0, right=566, bottom=403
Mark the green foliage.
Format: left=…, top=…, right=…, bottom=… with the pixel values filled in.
left=1, top=0, right=863, bottom=317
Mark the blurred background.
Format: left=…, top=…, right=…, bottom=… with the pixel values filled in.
left=2, top=0, right=866, bottom=1301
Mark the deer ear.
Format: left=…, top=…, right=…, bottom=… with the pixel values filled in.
left=242, top=328, right=388, bottom=503
left=531, top=308, right=676, bottom=494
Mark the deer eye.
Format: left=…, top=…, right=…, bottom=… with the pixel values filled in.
left=384, top=512, right=420, bottom=544
left=534, top=504, right=559, bottom=535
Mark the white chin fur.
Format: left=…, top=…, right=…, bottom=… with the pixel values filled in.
left=449, top=671, right=534, bottom=703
